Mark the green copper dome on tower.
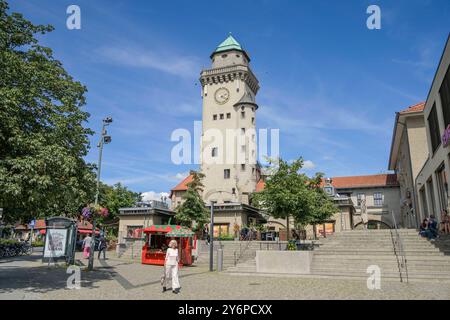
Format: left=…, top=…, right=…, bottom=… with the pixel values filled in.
left=214, top=34, right=243, bottom=53
left=211, top=33, right=250, bottom=61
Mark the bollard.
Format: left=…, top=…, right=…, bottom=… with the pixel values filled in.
left=217, top=248, right=223, bottom=272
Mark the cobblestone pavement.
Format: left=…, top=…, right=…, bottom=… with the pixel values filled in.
left=1, top=251, right=449, bottom=300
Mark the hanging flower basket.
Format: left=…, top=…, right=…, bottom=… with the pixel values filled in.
left=82, top=204, right=109, bottom=221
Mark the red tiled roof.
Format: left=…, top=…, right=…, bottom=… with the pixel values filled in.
left=171, top=174, right=193, bottom=191
left=256, top=179, right=265, bottom=192
left=256, top=174, right=398, bottom=192
left=170, top=174, right=194, bottom=197
left=323, top=174, right=399, bottom=189
left=34, top=219, right=46, bottom=229
left=399, top=102, right=425, bottom=114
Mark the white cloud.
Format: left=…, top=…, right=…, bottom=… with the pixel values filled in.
left=141, top=191, right=170, bottom=202
left=303, top=160, right=316, bottom=170
left=173, top=172, right=190, bottom=181
left=97, top=46, right=200, bottom=78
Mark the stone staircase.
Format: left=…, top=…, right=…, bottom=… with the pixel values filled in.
left=310, top=229, right=450, bottom=282
left=222, top=230, right=450, bottom=282
left=196, top=240, right=286, bottom=271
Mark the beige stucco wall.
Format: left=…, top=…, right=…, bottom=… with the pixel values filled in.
left=200, top=53, right=259, bottom=205
left=170, top=191, right=185, bottom=210
left=416, top=39, right=450, bottom=223
left=118, top=214, right=171, bottom=243
left=393, top=114, right=428, bottom=228
left=339, top=186, right=401, bottom=228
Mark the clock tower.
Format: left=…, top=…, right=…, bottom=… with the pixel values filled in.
left=200, top=34, right=260, bottom=205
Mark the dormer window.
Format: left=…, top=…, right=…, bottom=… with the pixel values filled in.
left=222, top=54, right=228, bottom=58
left=236, top=54, right=241, bottom=58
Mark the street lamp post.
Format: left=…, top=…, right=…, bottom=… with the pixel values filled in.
left=208, top=190, right=236, bottom=272
left=209, top=201, right=214, bottom=272
left=88, top=117, right=112, bottom=271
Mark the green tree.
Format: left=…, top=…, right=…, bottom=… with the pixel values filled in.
left=0, top=1, right=95, bottom=222
left=175, top=171, right=209, bottom=230
left=97, top=182, right=140, bottom=224
left=252, top=158, right=336, bottom=239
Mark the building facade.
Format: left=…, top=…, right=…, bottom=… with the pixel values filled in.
left=168, top=35, right=266, bottom=237
left=199, top=35, right=260, bottom=205
left=389, top=102, right=428, bottom=228
left=416, top=36, right=450, bottom=223
left=323, top=174, right=401, bottom=229
left=117, top=201, right=174, bottom=243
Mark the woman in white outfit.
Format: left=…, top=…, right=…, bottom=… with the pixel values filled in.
left=162, top=239, right=180, bottom=294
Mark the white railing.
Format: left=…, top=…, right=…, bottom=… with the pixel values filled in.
left=390, top=211, right=409, bottom=283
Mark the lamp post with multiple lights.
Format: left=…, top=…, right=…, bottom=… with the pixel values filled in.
left=88, top=117, right=112, bottom=271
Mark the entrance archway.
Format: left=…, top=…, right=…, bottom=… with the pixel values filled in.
left=354, top=220, right=392, bottom=230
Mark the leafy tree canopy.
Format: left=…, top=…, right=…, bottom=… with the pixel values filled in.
left=0, top=0, right=95, bottom=222
left=96, top=182, right=141, bottom=225
left=175, top=171, right=209, bottom=230
left=253, top=158, right=337, bottom=228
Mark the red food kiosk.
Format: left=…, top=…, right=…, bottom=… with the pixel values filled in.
left=141, top=225, right=197, bottom=266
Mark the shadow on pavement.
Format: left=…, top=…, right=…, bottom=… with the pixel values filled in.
left=0, top=264, right=115, bottom=294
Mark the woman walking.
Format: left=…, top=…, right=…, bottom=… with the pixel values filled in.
left=162, top=240, right=181, bottom=294
left=82, top=234, right=92, bottom=259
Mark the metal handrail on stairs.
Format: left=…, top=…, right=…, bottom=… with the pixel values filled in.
left=233, top=231, right=253, bottom=266
left=390, top=210, right=409, bottom=283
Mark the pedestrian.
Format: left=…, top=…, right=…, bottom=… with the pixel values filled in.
left=204, top=224, right=210, bottom=245
left=439, top=210, right=449, bottom=234
left=429, top=215, right=439, bottom=240
left=82, top=234, right=92, bottom=259
left=97, top=235, right=107, bottom=260
left=162, top=239, right=181, bottom=294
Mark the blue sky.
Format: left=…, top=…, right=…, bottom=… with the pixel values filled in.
left=9, top=0, right=450, bottom=199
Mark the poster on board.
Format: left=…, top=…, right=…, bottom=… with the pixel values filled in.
left=44, top=228, right=68, bottom=258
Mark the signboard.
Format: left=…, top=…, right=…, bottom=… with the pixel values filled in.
left=442, top=124, right=450, bottom=147
left=44, top=228, right=68, bottom=258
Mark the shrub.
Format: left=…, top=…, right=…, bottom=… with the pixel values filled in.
left=32, top=240, right=45, bottom=247
left=217, top=234, right=235, bottom=241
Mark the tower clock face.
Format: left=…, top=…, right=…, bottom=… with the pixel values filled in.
left=214, top=88, right=230, bottom=105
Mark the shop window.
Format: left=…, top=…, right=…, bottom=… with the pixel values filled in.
left=428, top=104, right=441, bottom=153
left=127, top=226, right=143, bottom=238
left=440, top=66, right=450, bottom=127
left=224, top=169, right=230, bottom=179
left=374, top=193, right=384, bottom=207
left=213, top=224, right=230, bottom=238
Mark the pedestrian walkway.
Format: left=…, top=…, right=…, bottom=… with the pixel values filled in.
left=1, top=248, right=450, bottom=300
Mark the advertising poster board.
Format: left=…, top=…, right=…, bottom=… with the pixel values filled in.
left=44, top=228, right=68, bottom=258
